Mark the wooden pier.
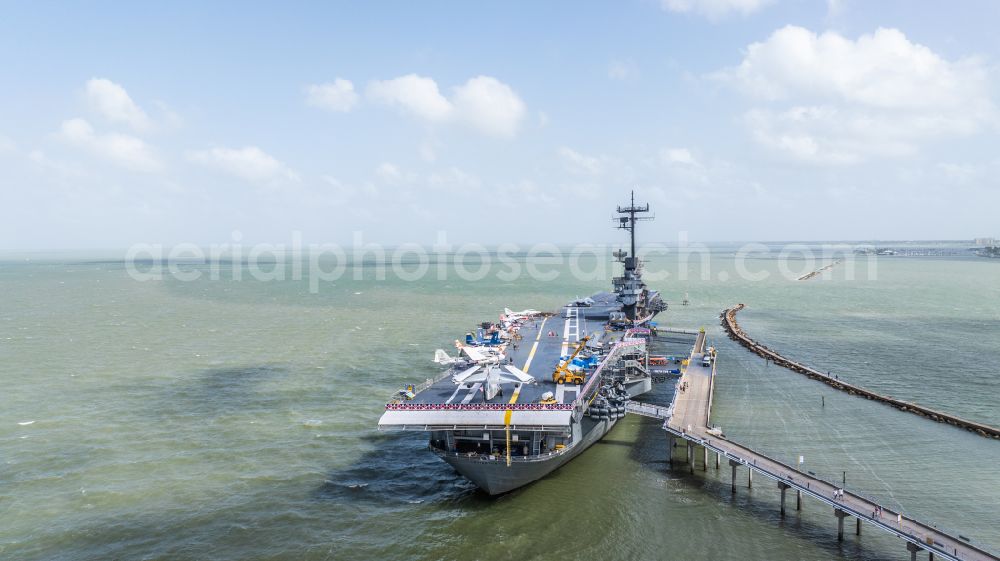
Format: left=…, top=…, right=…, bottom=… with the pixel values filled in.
left=628, top=330, right=999, bottom=561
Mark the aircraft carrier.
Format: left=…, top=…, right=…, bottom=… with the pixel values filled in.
left=377, top=193, right=668, bottom=494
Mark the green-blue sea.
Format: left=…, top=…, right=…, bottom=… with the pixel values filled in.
left=2, top=246, right=998, bottom=560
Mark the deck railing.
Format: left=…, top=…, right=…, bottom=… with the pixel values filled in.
left=575, top=338, right=646, bottom=408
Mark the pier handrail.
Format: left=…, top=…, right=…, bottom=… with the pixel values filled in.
left=625, top=401, right=672, bottom=419
left=661, top=427, right=1000, bottom=561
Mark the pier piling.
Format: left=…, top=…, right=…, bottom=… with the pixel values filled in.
left=835, top=509, right=847, bottom=541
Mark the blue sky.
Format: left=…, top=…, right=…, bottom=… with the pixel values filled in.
left=1, top=0, right=999, bottom=249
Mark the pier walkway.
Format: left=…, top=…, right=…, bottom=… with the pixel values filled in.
left=628, top=330, right=998, bottom=561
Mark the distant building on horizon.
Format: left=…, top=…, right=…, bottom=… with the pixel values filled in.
left=972, top=238, right=999, bottom=258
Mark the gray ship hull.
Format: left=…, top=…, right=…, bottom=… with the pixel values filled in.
left=437, top=416, right=618, bottom=495
left=437, top=377, right=652, bottom=495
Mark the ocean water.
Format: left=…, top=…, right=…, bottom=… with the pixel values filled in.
left=1, top=249, right=998, bottom=560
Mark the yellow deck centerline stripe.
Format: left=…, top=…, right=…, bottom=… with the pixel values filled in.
left=503, top=409, right=512, bottom=425
left=520, top=317, right=546, bottom=374
left=522, top=341, right=539, bottom=373
left=535, top=317, right=547, bottom=341
left=508, top=383, right=522, bottom=404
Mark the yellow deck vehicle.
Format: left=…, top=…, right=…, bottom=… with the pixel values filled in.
left=553, top=336, right=591, bottom=385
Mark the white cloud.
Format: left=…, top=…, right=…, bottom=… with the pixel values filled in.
left=426, top=167, right=482, bottom=193
left=85, top=78, right=152, bottom=131
left=495, top=179, right=555, bottom=208
left=319, top=175, right=359, bottom=205
left=57, top=118, right=161, bottom=172
left=608, top=59, right=639, bottom=80
left=418, top=140, right=438, bottom=163
left=373, top=161, right=422, bottom=186
left=451, top=76, right=526, bottom=137
left=375, top=161, right=405, bottom=183
left=367, top=74, right=526, bottom=137
left=322, top=174, right=345, bottom=188
left=935, top=162, right=978, bottom=184
left=558, top=147, right=605, bottom=175
left=656, top=147, right=714, bottom=187
left=367, top=74, right=452, bottom=122
left=661, top=147, right=700, bottom=166
left=305, top=79, right=359, bottom=112
left=27, top=149, right=86, bottom=178
left=662, top=0, right=773, bottom=19
left=368, top=162, right=482, bottom=197
left=723, top=26, right=991, bottom=110
left=826, top=0, right=844, bottom=17
left=188, top=146, right=298, bottom=182
left=743, top=106, right=934, bottom=164
left=717, top=26, right=997, bottom=163
left=151, top=100, right=183, bottom=129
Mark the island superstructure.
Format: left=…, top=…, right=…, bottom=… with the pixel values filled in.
left=377, top=193, right=667, bottom=494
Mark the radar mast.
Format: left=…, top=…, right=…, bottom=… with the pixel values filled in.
left=613, top=190, right=654, bottom=320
